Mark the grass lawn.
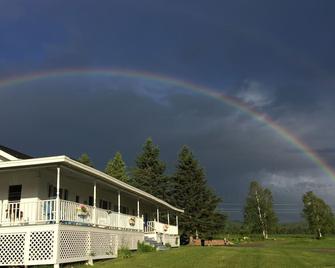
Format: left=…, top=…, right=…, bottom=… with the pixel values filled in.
left=87, top=236, right=335, bottom=268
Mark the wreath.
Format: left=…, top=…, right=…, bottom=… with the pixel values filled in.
left=129, top=216, right=136, bottom=226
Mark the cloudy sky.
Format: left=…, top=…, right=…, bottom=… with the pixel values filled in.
left=1, top=1, right=335, bottom=221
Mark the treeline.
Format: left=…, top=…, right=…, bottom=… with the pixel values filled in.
left=77, top=138, right=226, bottom=243
left=77, top=142, right=335, bottom=241
left=224, top=221, right=309, bottom=235
left=240, top=181, right=335, bottom=239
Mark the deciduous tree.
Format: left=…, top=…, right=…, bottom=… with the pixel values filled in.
left=243, top=181, right=277, bottom=239
left=302, top=191, right=335, bottom=239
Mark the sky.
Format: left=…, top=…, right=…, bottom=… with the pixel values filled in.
left=1, top=0, right=335, bottom=221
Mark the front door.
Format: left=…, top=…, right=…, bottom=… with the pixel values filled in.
left=8, top=185, right=22, bottom=202
left=7, top=185, right=22, bottom=220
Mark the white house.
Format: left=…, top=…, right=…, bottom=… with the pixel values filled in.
left=0, top=145, right=183, bottom=267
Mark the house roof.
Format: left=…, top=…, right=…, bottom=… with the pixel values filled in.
left=0, top=155, right=184, bottom=213
left=0, top=145, right=33, bottom=160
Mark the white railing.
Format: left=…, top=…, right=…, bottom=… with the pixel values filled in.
left=0, top=199, right=145, bottom=232
left=119, top=212, right=144, bottom=231
left=144, top=220, right=178, bottom=235
left=95, top=207, right=143, bottom=231
left=60, top=200, right=94, bottom=225
left=95, top=207, right=118, bottom=227
left=0, top=199, right=56, bottom=225
left=144, top=221, right=155, bottom=233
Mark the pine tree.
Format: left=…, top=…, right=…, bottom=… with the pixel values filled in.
left=302, top=191, right=335, bottom=239
left=243, top=181, right=277, bottom=239
left=77, top=153, right=94, bottom=167
left=131, top=138, right=167, bottom=200
left=169, top=146, right=225, bottom=242
left=105, top=152, right=129, bottom=183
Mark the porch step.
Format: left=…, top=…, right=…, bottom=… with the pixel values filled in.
left=144, top=236, right=170, bottom=251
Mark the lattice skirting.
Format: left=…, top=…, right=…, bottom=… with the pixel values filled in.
left=0, top=225, right=57, bottom=266
left=116, top=231, right=144, bottom=250
left=0, top=225, right=143, bottom=266
left=163, top=234, right=180, bottom=247
left=58, top=225, right=118, bottom=263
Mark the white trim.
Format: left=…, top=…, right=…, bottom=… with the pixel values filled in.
left=0, top=150, right=19, bottom=161
left=55, top=167, right=61, bottom=224
left=93, top=181, right=97, bottom=225
left=0, top=155, right=184, bottom=213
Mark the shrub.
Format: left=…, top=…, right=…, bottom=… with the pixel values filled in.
left=118, top=246, right=132, bottom=259
left=137, top=241, right=155, bottom=253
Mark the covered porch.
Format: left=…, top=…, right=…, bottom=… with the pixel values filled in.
left=0, top=158, right=181, bottom=236
left=0, top=154, right=183, bottom=266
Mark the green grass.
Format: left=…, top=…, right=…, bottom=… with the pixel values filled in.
left=85, top=236, right=335, bottom=268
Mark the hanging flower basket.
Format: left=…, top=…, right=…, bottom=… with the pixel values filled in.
left=76, top=204, right=89, bottom=217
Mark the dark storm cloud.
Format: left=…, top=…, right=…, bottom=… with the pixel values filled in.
left=1, top=0, right=335, bottom=221
left=1, top=77, right=334, bottom=222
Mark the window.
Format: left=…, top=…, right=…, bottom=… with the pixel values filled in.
left=8, top=185, right=22, bottom=202
left=88, top=196, right=94, bottom=206
left=48, top=185, right=57, bottom=198
left=121, top=206, right=129, bottom=214
left=76, top=195, right=80, bottom=203
left=99, top=199, right=112, bottom=210
left=100, top=200, right=108, bottom=209
left=48, top=184, right=68, bottom=200
left=64, top=189, right=68, bottom=200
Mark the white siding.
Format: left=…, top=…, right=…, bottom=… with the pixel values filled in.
left=0, top=169, right=39, bottom=202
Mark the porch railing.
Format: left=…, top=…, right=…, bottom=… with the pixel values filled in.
left=144, top=220, right=178, bottom=235
left=0, top=199, right=144, bottom=231
left=0, top=199, right=56, bottom=225
left=0, top=200, right=177, bottom=234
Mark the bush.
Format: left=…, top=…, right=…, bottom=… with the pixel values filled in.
left=118, top=246, right=132, bottom=259
left=137, top=241, right=155, bottom=253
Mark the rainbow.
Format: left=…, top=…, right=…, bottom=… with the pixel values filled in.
left=1, top=67, right=334, bottom=180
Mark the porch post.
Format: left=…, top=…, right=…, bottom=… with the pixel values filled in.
left=55, top=167, right=61, bottom=224
left=0, top=200, right=2, bottom=224
left=156, top=208, right=160, bottom=223
left=93, top=181, right=97, bottom=225
left=167, top=212, right=170, bottom=225
left=137, top=199, right=140, bottom=218
left=118, top=190, right=121, bottom=229
left=137, top=199, right=140, bottom=231
left=176, top=215, right=178, bottom=227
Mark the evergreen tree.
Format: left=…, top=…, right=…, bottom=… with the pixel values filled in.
left=169, top=146, right=225, bottom=242
left=131, top=138, right=167, bottom=200
left=243, top=181, right=277, bottom=239
left=105, top=152, right=129, bottom=183
left=302, top=191, right=335, bottom=239
left=77, top=153, right=94, bottom=167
